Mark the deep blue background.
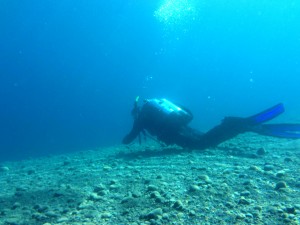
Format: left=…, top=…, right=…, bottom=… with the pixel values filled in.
left=1, top=0, right=300, bottom=161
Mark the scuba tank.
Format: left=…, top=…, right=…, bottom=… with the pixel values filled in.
left=143, top=98, right=193, bottom=127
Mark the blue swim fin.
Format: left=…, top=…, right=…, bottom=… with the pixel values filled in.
left=247, top=103, right=285, bottom=125
left=255, top=124, right=300, bottom=139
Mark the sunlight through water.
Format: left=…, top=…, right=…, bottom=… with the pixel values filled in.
left=154, top=0, right=198, bottom=30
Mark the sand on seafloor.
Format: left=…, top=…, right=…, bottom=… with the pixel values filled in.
left=0, top=133, right=299, bottom=225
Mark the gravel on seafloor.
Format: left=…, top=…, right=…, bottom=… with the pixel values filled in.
left=0, top=133, right=299, bottom=225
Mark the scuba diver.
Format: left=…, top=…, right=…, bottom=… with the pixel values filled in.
left=123, top=97, right=300, bottom=150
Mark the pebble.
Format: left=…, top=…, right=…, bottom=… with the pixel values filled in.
left=275, top=181, right=287, bottom=190
left=286, top=206, right=296, bottom=214
left=249, top=165, right=261, bottom=172
left=225, top=202, right=234, bottom=209
left=264, top=164, right=274, bottom=171
left=94, top=184, right=106, bottom=192
left=89, top=193, right=102, bottom=201
left=236, top=213, right=246, bottom=219
left=121, top=197, right=134, bottom=204
left=150, top=191, right=161, bottom=199
left=245, top=213, right=253, bottom=218
left=32, top=213, right=47, bottom=221
left=97, top=189, right=108, bottom=196
left=145, top=208, right=163, bottom=220
left=109, top=184, right=120, bottom=190
left=103, top=166, right=112, bottom=171
left=189, top=184, right=200, bottom=192
left=173, top=200, right=185, bottom=210
left=4, top=218, right=20, bottom=225
left=284, top=157, right=293, bottom=162
left=276, top=171, right=286, bottom=178
left=238, top=197, right=251, bottom=205
left=101, top=212, right=112, bottom=218
left=45, top=211, right=59, bottom=218
left=57, top=217, right=69, bottom=223
left=240, top=191, right=251, bottom=197
left=198, top=175, right=211, bottom=183
left=256, top=147, right=266, bottom=155
left=147, top=185, right=158, bottom=192
left=253, top=205, right=262, bottom=211
left=11, top=202, right=21, bottom=210
left=27, top=169, right=36, bottom=175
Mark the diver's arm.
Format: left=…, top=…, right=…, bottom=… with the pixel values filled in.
left=122, top=119, right=144, bottom=144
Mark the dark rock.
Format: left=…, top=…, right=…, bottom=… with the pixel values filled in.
left=257, top=147, right=266, bottom=155
left=264, top=164, right=274, bottom=171
left=284, top=157, right=293, bottom=162
left=275, top=181, right=287, bottom=190
left=286, top=207, right=296, bottom=214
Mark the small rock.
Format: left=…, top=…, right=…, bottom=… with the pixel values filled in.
left=132, top=191, right=141, bottom=198
left=245, top=213, right=253, bottom=218
left=97, top=190, right=108, bottom=196
left=238, top=197, right=251, bottom=205
left=156, top=175, right=163, bottom=179
left=243, top=180, right=252, bottom=186
left=264, top=164, right=274, bottom=171
left=286, top=206, right=296, bottom=214
left=249, top=165, right=261, bottom=172
left=57, top=217, right=69, bottom=223
left=173, top=200, right=185, bottom=210
left=63, top=161, right=71, bottom=166
left=101, top=212, right=112, bottom=218
left=189, top=210, right=196, bottom=216
left=276, top=171, right=286, bottom=178
left=147, top=185, right=158, bottom=192
left=11, top=202, right=21, bottom=210
left=103, top=166, right=112, bottom=171
left=150, top=191, right=161, bottom=199
left=45, top=211, right=58, bottom=218
left=32, top=213, right=47, bottom=221
left=275, top=181, right=287, bottom=190
left=253, top=205, right=262, bottom=211
left=4, top=218, right=20, bottom=225
left=189, top=185, right=200, bottom=192
left=53, top=192, right=64, bottom=198
left=284, top=157, right=293, bottom=162
left=225, top=202, right=234, bottom=209
left=240, top=191, right=251, bottom=197
left=121, top=197, right=134, bottom=204
left=109, top=179, right=118, bottom=185
left=145, top=208, right=163, bottom=219
left=94, top=184, right=106, bottom=192
left=89, top=193, right=102, bottom=201
left=27, top=169, right=36, bottom=175
left=236, top=213, right=246, bottom=219
left=33, top=205, right=49, bottom=213
left=257, top=147, right=266, bottom=155
left=198, top=175, right=211, bottom=183
left=109, top=184, right=120, bottom=190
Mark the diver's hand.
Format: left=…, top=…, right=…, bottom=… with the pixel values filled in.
left=122, top=135, right=132, bottom=144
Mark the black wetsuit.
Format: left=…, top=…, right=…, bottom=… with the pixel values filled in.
left=123, top=99, right=254, bottom=149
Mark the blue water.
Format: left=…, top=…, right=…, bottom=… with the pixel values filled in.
left=1, top=0, right=300, bottom=161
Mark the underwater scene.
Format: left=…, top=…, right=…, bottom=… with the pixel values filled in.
left=0, top=0, right=300, bottom=224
